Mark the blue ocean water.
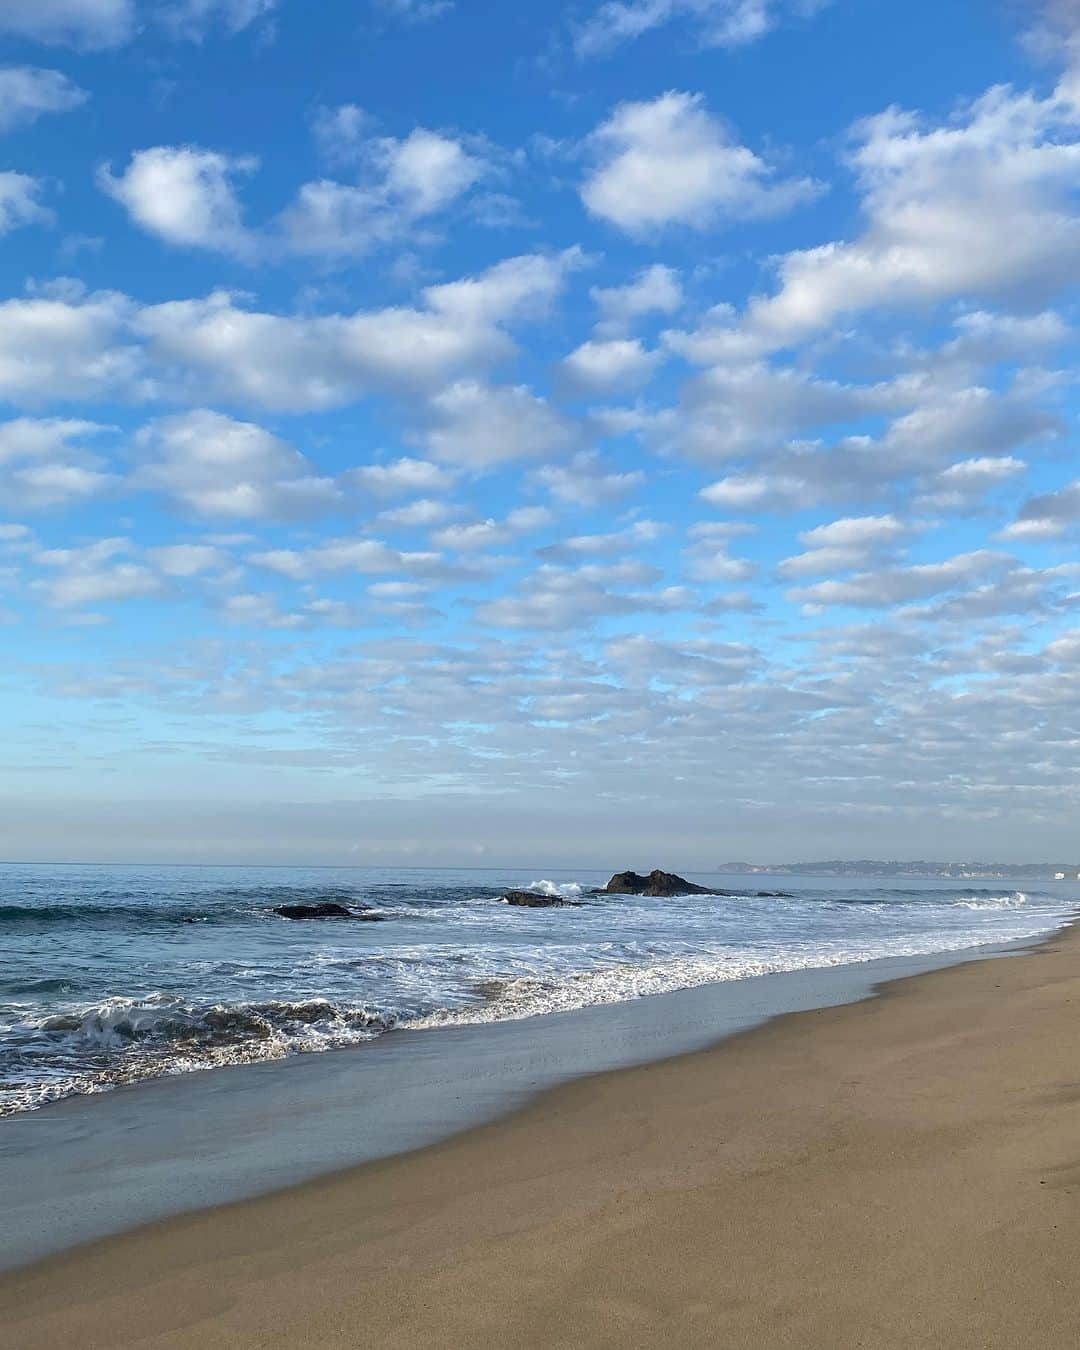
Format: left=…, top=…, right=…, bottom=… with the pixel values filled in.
left=0, top=863, right=1075, bottom=1116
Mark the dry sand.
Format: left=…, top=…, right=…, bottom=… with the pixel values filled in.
left=3, top=923, right=1080, bottom=1349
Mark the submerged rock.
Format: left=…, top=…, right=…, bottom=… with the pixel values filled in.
left=273, top=902, right=382, bottom=920
left=501, top=890, right=578, bottom=908
left=598, top=869, right=714, bottom=897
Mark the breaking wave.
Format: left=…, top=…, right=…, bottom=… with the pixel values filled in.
left=951, top=892, right=1028, bottom=909
left=1, top=864, right=1075, bottom=1116
left=1, top=994, right=394, bottom=1115
left=525, top=879, right=584, bottom=898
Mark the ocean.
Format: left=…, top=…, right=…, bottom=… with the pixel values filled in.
left=1, top=862, right=1076, bottom=1118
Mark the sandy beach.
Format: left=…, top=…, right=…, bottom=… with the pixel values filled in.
left=3, top=922, right=1080, bottom=1349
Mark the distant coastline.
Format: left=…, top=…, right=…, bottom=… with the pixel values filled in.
left=718, top=860, right=1080, bottom=881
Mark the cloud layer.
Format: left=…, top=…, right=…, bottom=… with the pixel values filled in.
left=0, top=0, right=1078, bottom=862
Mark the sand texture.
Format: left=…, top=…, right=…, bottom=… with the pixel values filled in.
left=3, top=925, right=1080, bottom=1349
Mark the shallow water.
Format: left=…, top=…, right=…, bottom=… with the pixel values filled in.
left=1, top=862, right=1076, bottom=1115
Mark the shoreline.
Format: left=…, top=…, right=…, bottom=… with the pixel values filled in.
left=0, top=931, right=1056, bottom=1272
left=4, top=918, right=1080, bottom=1346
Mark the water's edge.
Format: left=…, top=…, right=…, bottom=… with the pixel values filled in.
left=1, top=925, right=1067, bottom=1274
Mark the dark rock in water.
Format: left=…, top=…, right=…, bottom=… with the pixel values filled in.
left=501, top=890, right=578, bottom=907
left=273, top=902, right=382, bottom=920
left=591, top=870, right=797, bottom=899
left=597, top=869, right=714, bottom=897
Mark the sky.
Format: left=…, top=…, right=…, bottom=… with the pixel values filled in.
left=0, top=0, right=1078, bottom=866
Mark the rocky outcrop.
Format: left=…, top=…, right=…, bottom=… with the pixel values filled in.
left=598, top=869, right=714, bottom=897
left=501, top=890, right=578, bottom=907
left=273, top=902, right=382, bottom=920
left=591, top=874, right=793, bottom=896
left=593, top=870, right=796, bottom=899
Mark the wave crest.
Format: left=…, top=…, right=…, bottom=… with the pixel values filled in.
left=525, top=879, right=583, bottom=898
left=38, top=993, right=392, bottom=1052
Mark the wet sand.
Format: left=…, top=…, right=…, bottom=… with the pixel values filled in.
left=3, top=922, right=1080, bottom=1348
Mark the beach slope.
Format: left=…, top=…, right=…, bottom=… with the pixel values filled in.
left=3, top=925, right=1080, bottom=1349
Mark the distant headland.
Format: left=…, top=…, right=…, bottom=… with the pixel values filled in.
left=717, top=861, right=1080, bottom=881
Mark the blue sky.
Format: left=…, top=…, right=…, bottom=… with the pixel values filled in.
left=0, top=0, right=1078, bottom=865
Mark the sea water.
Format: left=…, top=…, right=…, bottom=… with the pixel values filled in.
left=1, top=862, right=1076, bottom=1116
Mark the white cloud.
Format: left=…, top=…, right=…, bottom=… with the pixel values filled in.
left=919, top=455, right=1027, bottom=510
left=376, top=0, right=453, bottom=22
left=423, top=380, right=577, bottom=468
left=699, top=472, right=806, bottom=511
left=280, top=125, right=487, bottom=259
left=747, top=84, right=1080, bottom=346
left=423, top=249, right=584, bottom=326
left=534, top=451, right=644, bottom=507
left=218, top=590, right=370, bottom=630
left=508, top=506, right=554, bottom=531
left=0, top=67, right=87, bottom=133
left=538, top=519, right=664, bottom=561
left=218, top=591, right=299, bottom=628
left=905, top=563, right=1070, bottom=624
left=0, top=173, right=53, bottom=236
left=366, top=580, right=431, bottom=599
left=349, top=457, right=455, bottom=498
left=684, top=544, right=754, bottom=582
left=796, top=514, right=911, bottom=552
left=6, top=0, right=1080, bottom=857
left=134, top=410, right=342, bottom=520
left=0, top=523, right=34, bottom=546
left=591, top=264, right=683, bottom=336
left=659, top=304, right=768, bottom=366
left=778, top=514, right=913, bottom=578
left=0, top=417, right=115, bottom=510
left=573, top=0, right=829, bottom=58
left=135, top=249, right=580, bottom=410
left=560, top=337, right=660, bottom=394
left=0, top=0, right=135, bottom=49
left=106, top=120, right=491, bottom=263
left=788, top=549, right=1006, bottom=610
left=606, top=633, right=759, bottom=684
left=0, top=288, right=140, bottom=405
left=249, top=536, right=446, bottom=580
left=159, top=0, right=278, bottom=40
left=1028, top=0, right=1080, bottom=42
left=380, top=127, right=485, bottom=214
left=431, top=519, right=511, bottom=551
left=475, top=562, right=687, bottom=630
left=694, top=382, right=1057, bottom=509
left=680, top=520, right=756, bottom=583
left=431, top=507, right=550, bottom=552
left=1003, top=479, right=1080, bottom=539
left=99, top=146, right=258, bottom=257
left=1024, top=0, right=1080, bottom=93
left=581, top=92, right=819, bottom=235
left=0, top=0, right=279, bottom=48
left=0, top=251, right=581, bottom=412
left=670, top=359, right=862, bottom=463
left=377, top=497, right=458, bottom=528
left=137, top=290, right=499, bottom=408
left=146, top=542, right=228, bottom=575
left=944, top=309, right=1071, bottom=365
left=937, top=456, right=1026, bottom=488
left=34, top=537, right=163, bottom=608
left=312, top=104, right=371, bottom=166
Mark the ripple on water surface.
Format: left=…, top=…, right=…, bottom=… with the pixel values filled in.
left=0, top=865, right=1074, bottom=1115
